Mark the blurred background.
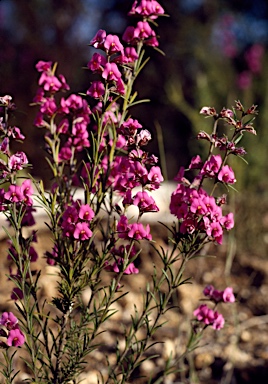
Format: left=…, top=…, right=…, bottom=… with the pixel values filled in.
left=1, top=0, right=268, bottom=256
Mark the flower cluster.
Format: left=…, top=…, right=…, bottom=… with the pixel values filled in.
left=34, top=62, right=91, bottom=162
left=203, top=284, right=235, bottom=303
left=0, top=312, right=25, bottom=347
left=61, top=201, right=95, bottom=241
left=0, top=96, right=28, bottom=180
left=170, top=179, right=234, bottom=244
left=193, top=285, right=235, bottom=331
left=105, top=245, right=139, bottom=275
left=170, top=101, right=257, bottom=248
left=193, top=304, right=225, bottom=330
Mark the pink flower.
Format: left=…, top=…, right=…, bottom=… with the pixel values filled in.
left=193, top=304, right=215, bottom=325
left=7, top=328, right=25, bottom=347
left=89, top=29, right=106, bottom=49
left=40, top=98, right=57, bottom=117
left=4, top=185, right=24, bottom=203
left=73, top=222, right=92, bottom=241
left=58, top=146, right=72, bottom=162
left=78, top=204, right=95, bottom=221
left=106, top=258, right=139, bottom=275
left=117, top=215, right=130, bottom=239
left=201, top=155, right=222, bottom=178
left=128, top=222, right=151, bottom=240
left=220, top=212, right=234, bottom=230
left=102, top=63, right=122, bottom=82
left=21, top=179, right=34, bottom=206
left=212, top=311, right=225, bottom=330
left=193, top=304, right=225, bottom=330
left=35, top=60, right=52, bottom=72
left=206, top=221, right=223, bottom=244
left=87, top=53, right=106, bottom=72
left=135, top=21, right=153, bottom=39
left=0, top=312, right=18, bottom=330
left=122, top=26, right=138, bottom=44
left=222, top=287, right=235, bottom=303
left=218, top=165, right=236, bottom=184
left=133, top=191, right=159, bottom=213
left=9, top=151, right=28, bottom=171
left=87, top=81, right=105, bottom=99
left=39, top=72, right=62, bottom=92
left=104, top=34, right=124, bottom=54
left=147, top=166, right=164, bottom=189
left=189, top=155, right=203, bottom=169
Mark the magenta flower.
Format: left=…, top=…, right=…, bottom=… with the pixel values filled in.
left=89, top=29, right=106, bottom=49
left=206, top=221, right=223, bottom=244
left=40, top=98, right=57, bottom=116
left=35, top=60, right=52, bottom=72
left=189, top=155, right=203, bottom=169
left=117, top=215, right=130, bottom=239
left=135, top=21, right=153, bottom=39
left=201, top=155, right=222, bottom=178
left=212, top=312, right=225, bottom=330
left=4, top=185, right=24, bottom=203
left=104, top=34, right=124, bottom=54
left=193, top=304, right=225, bottom=330
left=7, top=328, right=25, bottom=347
left=58, top=146, right=72, bottom=162
left=9, top=151, right=28, bottom=171
left=220, top=212, right=234, bottom=230
left=218, top=165, right=236, bottom=184
left=124, top=47, right=139, bottom=63
left=193, top=304, right=215, bottom=325
left=87, top=53, right=106, bottom=72
left=133, top=191, right=159, bottom=213
left=128, top=222, right=151, bottom=240
left=190, top=197, right=207, bottom=215
left=180, top=218, right=197, bottom=234
left=102, top=63, right=122, bottom=82
left=0, top=312, right=18, bottom=330
left=78, top=204, right=95, bottom=221
left=39, top=72, right=62, bottom=92
left=147, top=166, right=164, bottom=189
left=21, top=179, right=34, bottom=206
left=73, top=222, right=92, bottom=241
left=106, top=258, right=139, bottom=275
left=87, top=81, right=105, bottom=99
left=122, top=26, right=137, bottom=44
left=62, top=206, right=79, bottom=225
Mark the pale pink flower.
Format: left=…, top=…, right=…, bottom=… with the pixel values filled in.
left=222, top=287, right=235, bottom=303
